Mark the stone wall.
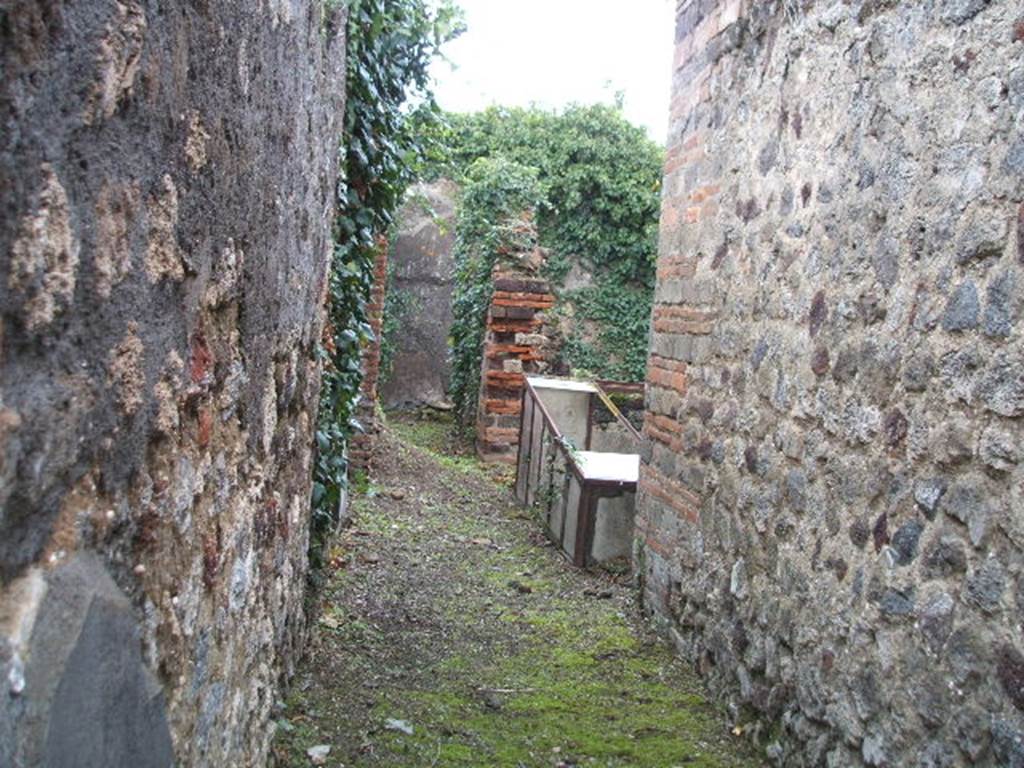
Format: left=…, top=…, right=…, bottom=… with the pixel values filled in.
left=0, top=2, right=346, bottom=765
left=638, top=1, right=1024, bottom=765
left=381, top=180, right=459, bottom=409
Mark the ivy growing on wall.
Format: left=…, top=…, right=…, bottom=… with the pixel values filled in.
left=379, top=261, right=419, bottom=385
left=422, top=104, right=664, bottom=382
left=449, top=158, right=545, bottom=422
left=312, top=0, right=462, bottom=572
left=561, top=280, right=653, bottom=382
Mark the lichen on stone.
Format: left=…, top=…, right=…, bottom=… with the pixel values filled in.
left=108, top=323, right=146, bottom=416
left=144, top=174, right=184, bottom=283
left=153, top=377, right=180, bottom=437
left=83, top=0, right=147, bottom=124
left=185, top=110, right=210, bottom=171
left=94, top=182, right=139, bottom=298
left=9, top=165, right=79, bottom=331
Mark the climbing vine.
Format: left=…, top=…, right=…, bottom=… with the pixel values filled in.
left=424, top=104, right=663, bottom=282
left=379, top=261, right=419, bottom=385
left=449, top=158, right=545, bottom=422
left=312, top=0, right=463, bottom=572
left=422, top=103, right=663, bottom=383
left=561, top=279, right=653, bottom=381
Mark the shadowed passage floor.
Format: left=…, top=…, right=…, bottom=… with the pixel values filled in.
left=273, top=416, right=760, bottom=768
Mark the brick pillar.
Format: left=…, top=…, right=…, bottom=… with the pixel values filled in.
left=474, top=270, right=555, bottom=463
left=635, top=0, right=728, bottom=619
left=349, top=237, right=388, bottom=472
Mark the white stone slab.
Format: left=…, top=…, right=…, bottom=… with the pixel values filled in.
left=526, top=376, right=599, bottom=394
left=575, top=451, right=640, bottom=483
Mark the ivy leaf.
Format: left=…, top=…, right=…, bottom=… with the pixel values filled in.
left=312, top=0, right=459, bottom=564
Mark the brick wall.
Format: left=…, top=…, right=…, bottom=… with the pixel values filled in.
left=639, top=1, right=1024, bottom=765
left=475, top=272, right=556, bottom=462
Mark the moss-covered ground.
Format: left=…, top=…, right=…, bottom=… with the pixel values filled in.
left=273, top=412, right=760, bottom=767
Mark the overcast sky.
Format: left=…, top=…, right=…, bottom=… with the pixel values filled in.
left=429, top=0, right=676, bottom=144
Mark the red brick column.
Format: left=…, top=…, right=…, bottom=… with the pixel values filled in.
left=349, top=237, right=388, bottom=472
left=635, top=0, right=733, bottom=615
left=475, top=272, right=555, bottom=463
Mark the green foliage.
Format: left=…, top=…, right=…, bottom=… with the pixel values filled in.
left=423, top=104, right=663, bottom=286
left=449, top=158, right=545, bottom=422
left=562, top=278, right=652, bottom=381
left=379, top=260, right=419, bottom=386
left=422, top=103, right=662, bottom=385
left=312, top=0, right=463, bottom=572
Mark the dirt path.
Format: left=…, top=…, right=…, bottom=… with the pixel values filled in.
left=273, top=416, right=759, bottom=768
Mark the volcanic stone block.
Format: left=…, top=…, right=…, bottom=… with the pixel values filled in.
left=381, top=180, right=459, bottom=408
left=0, top=1, right=347, bottom=763
left=2, top=555, right=173, bottom=767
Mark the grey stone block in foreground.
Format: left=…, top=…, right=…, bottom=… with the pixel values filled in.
left=2, top=555, right=173, bottom=767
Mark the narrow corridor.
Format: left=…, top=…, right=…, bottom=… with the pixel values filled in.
left=273, top=416, right=758, bottom=767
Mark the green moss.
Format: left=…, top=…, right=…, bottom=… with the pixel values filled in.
left=387, top=412, right=503, bottom=480
left=275, top=422, right=759, bottom=768
left=343, top=590, right=753, bottom=768
left=363, top=638, right=746, bottom=767
left=386, top=411, right=466, bottom=454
